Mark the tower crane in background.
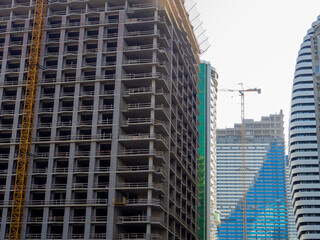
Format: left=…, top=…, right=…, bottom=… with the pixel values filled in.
left=219, top=84, right=261, bottom=240
left=8, top=0, right=47, bottom=239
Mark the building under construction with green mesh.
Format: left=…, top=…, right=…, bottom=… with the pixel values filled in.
left=197, top=61, right=219, bottom=240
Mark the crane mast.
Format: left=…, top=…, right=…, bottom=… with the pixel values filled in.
left=240, top=91, right=246, bottom=239
left=220, top=85, right=261, bottom=240
left=8, top=0, right=47, bottom=239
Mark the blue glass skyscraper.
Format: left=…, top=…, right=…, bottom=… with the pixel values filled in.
left=216, top=112, right=288, bottom=239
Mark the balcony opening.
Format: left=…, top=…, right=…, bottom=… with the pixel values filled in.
left=106, top=56, right=116, bottom=63
left=48, top=32, right=60, bottom=39
left=72, top=224, right=85, bottom=236
left=7, top=61, right=20, bottom=67
left=79, top=115, right=92, bottom=125
left=101, top=114, right=113, bottom=123
left=54, top=176, right=67, bottom=187
left=103, top=99, right=113, bottom=105
left=76, top=160, right=89, bottom=169
left=10, top=35, right=23, bottom=42
left=27, top=225, right=42, bottom=236
left=67, top=45, right=78, bottom=53
left=94, top=225, right=106, bottom=235
left=96, top=192, right=108, bottom=201
left=99, top=144, right=111, bottom=155
left=98, top=160, right=110, bottom=169
left=60, top=115, right=72, bottom=125
left=88, top=17, right=99, bottom=22
left=41, top=101, right=54, bottom=109
left=50, top=208, right=64, bottom=221
left=3, top=89, right=16, bottom=98
left=61, top=100, right=73, bottom=109
left=34, top=160, right=47, bottom=172
left=82, top=85, right=94, bottom=93
left=12, top=22, right=24, bottom=29
left=62, top=86, right=75, bottom=96
left=105, top=70, right=115, bottom=76
left=78, top=145, right=90, bottom=153
left=52, top=193, right=66, bottom=202
left=67, top=31, right=79, bottom=38
left=30, top=192, right=45, bottom=201
left=56, top=160, right=68, bottom=169
left=44, top=73, right=56, bottom=80
left=64, top=72, right=76, bottom=81
left=46, top=60, right=58, bottom=68
left=65, top=58, right=77, bottom=68
left=43, top=87, right=55, bottom=96
left=103, top=84, right=114, bottom=91
left=47, top=46, right=59, bottom=54
left=84, top=58, right=96, bottom=65
left=69, top=18, right=80, bottom=25
left=0, top=163, right=8, bottom=173
left=33, top=176, right=46, bottom=185
left=49, top=226, right=63, bottom=236
left=107, top=28, right=117, bottom=35
left=49, top=19, right=61, bottom=25
left=57, top=145, right=70, bottom=156
left=29, top=209, right=43, bottom=219
left=37, top=146, right=49, bottom=154
left=9, top=49, right=21, bottom=56
left=87, top=30, right=98, bottom=36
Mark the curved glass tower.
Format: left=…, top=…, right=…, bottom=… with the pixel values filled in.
left=289, top=16, right=320, bottom=239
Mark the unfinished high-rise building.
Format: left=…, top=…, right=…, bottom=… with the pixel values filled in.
left=0, top=0, right=201, bottom=239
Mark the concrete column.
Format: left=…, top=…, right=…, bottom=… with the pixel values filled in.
left=165, top=21, right=174, bottom=240
left=106, top=9, right=126, bottom=240
left=41, top=15, right=67, bottom=239
left=0, top=16, right=34, bottom=239
left=84, top=12, right=104, bottom=240
left=0, top=16, right=17, bottom=239
left=0, top=18, right=11, bottom=84
left=62, top=13, right=86, bottom=240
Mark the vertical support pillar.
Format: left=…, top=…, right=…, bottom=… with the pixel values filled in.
left=41, top=14, right=67, bottom=239
left=84, top=11, right=104, bottom=240
left=106, top=8, right=126, bottom=240
left=62, top=13, right=86, bottom=240
left=0, top=15, right=25, bottom=240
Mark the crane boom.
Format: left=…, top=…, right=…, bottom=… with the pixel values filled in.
left=8, top=0, right=47, bottom=239
left=219, top=85, right=261, bottom=240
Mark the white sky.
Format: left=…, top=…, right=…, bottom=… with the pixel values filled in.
left=196, top=0, right=320, bottom=145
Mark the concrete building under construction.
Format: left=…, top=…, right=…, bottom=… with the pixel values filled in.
left=0, top=0, right=201, bottom=239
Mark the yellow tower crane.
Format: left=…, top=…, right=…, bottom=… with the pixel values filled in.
left=8, top=0, right=47, bottom=239
left=220, top=84, right=261, bottom=240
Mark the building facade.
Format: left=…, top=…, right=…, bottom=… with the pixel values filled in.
left=197, top=61, right=218, bottom=240
left=285, top=156, right=298, bottom=240
left=216, top=113, right=288, bottom=239
left=0, top=0, right=202, bottom=239
left=289, top=15, right=320, bottom=240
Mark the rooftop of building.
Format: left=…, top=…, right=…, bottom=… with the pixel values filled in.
left=217, top=111, right=284, bottom=143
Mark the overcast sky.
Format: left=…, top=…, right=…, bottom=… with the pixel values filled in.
left=195, top=0, right=320, bottom=145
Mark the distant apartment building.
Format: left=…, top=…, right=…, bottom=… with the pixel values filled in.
left=289, top=15, right=320, bottom=240
left=0, top=0, right=202, bottom=239
left=216, top=112, right=288, bottom=239
left=197, top=61, right=218, bottom=240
